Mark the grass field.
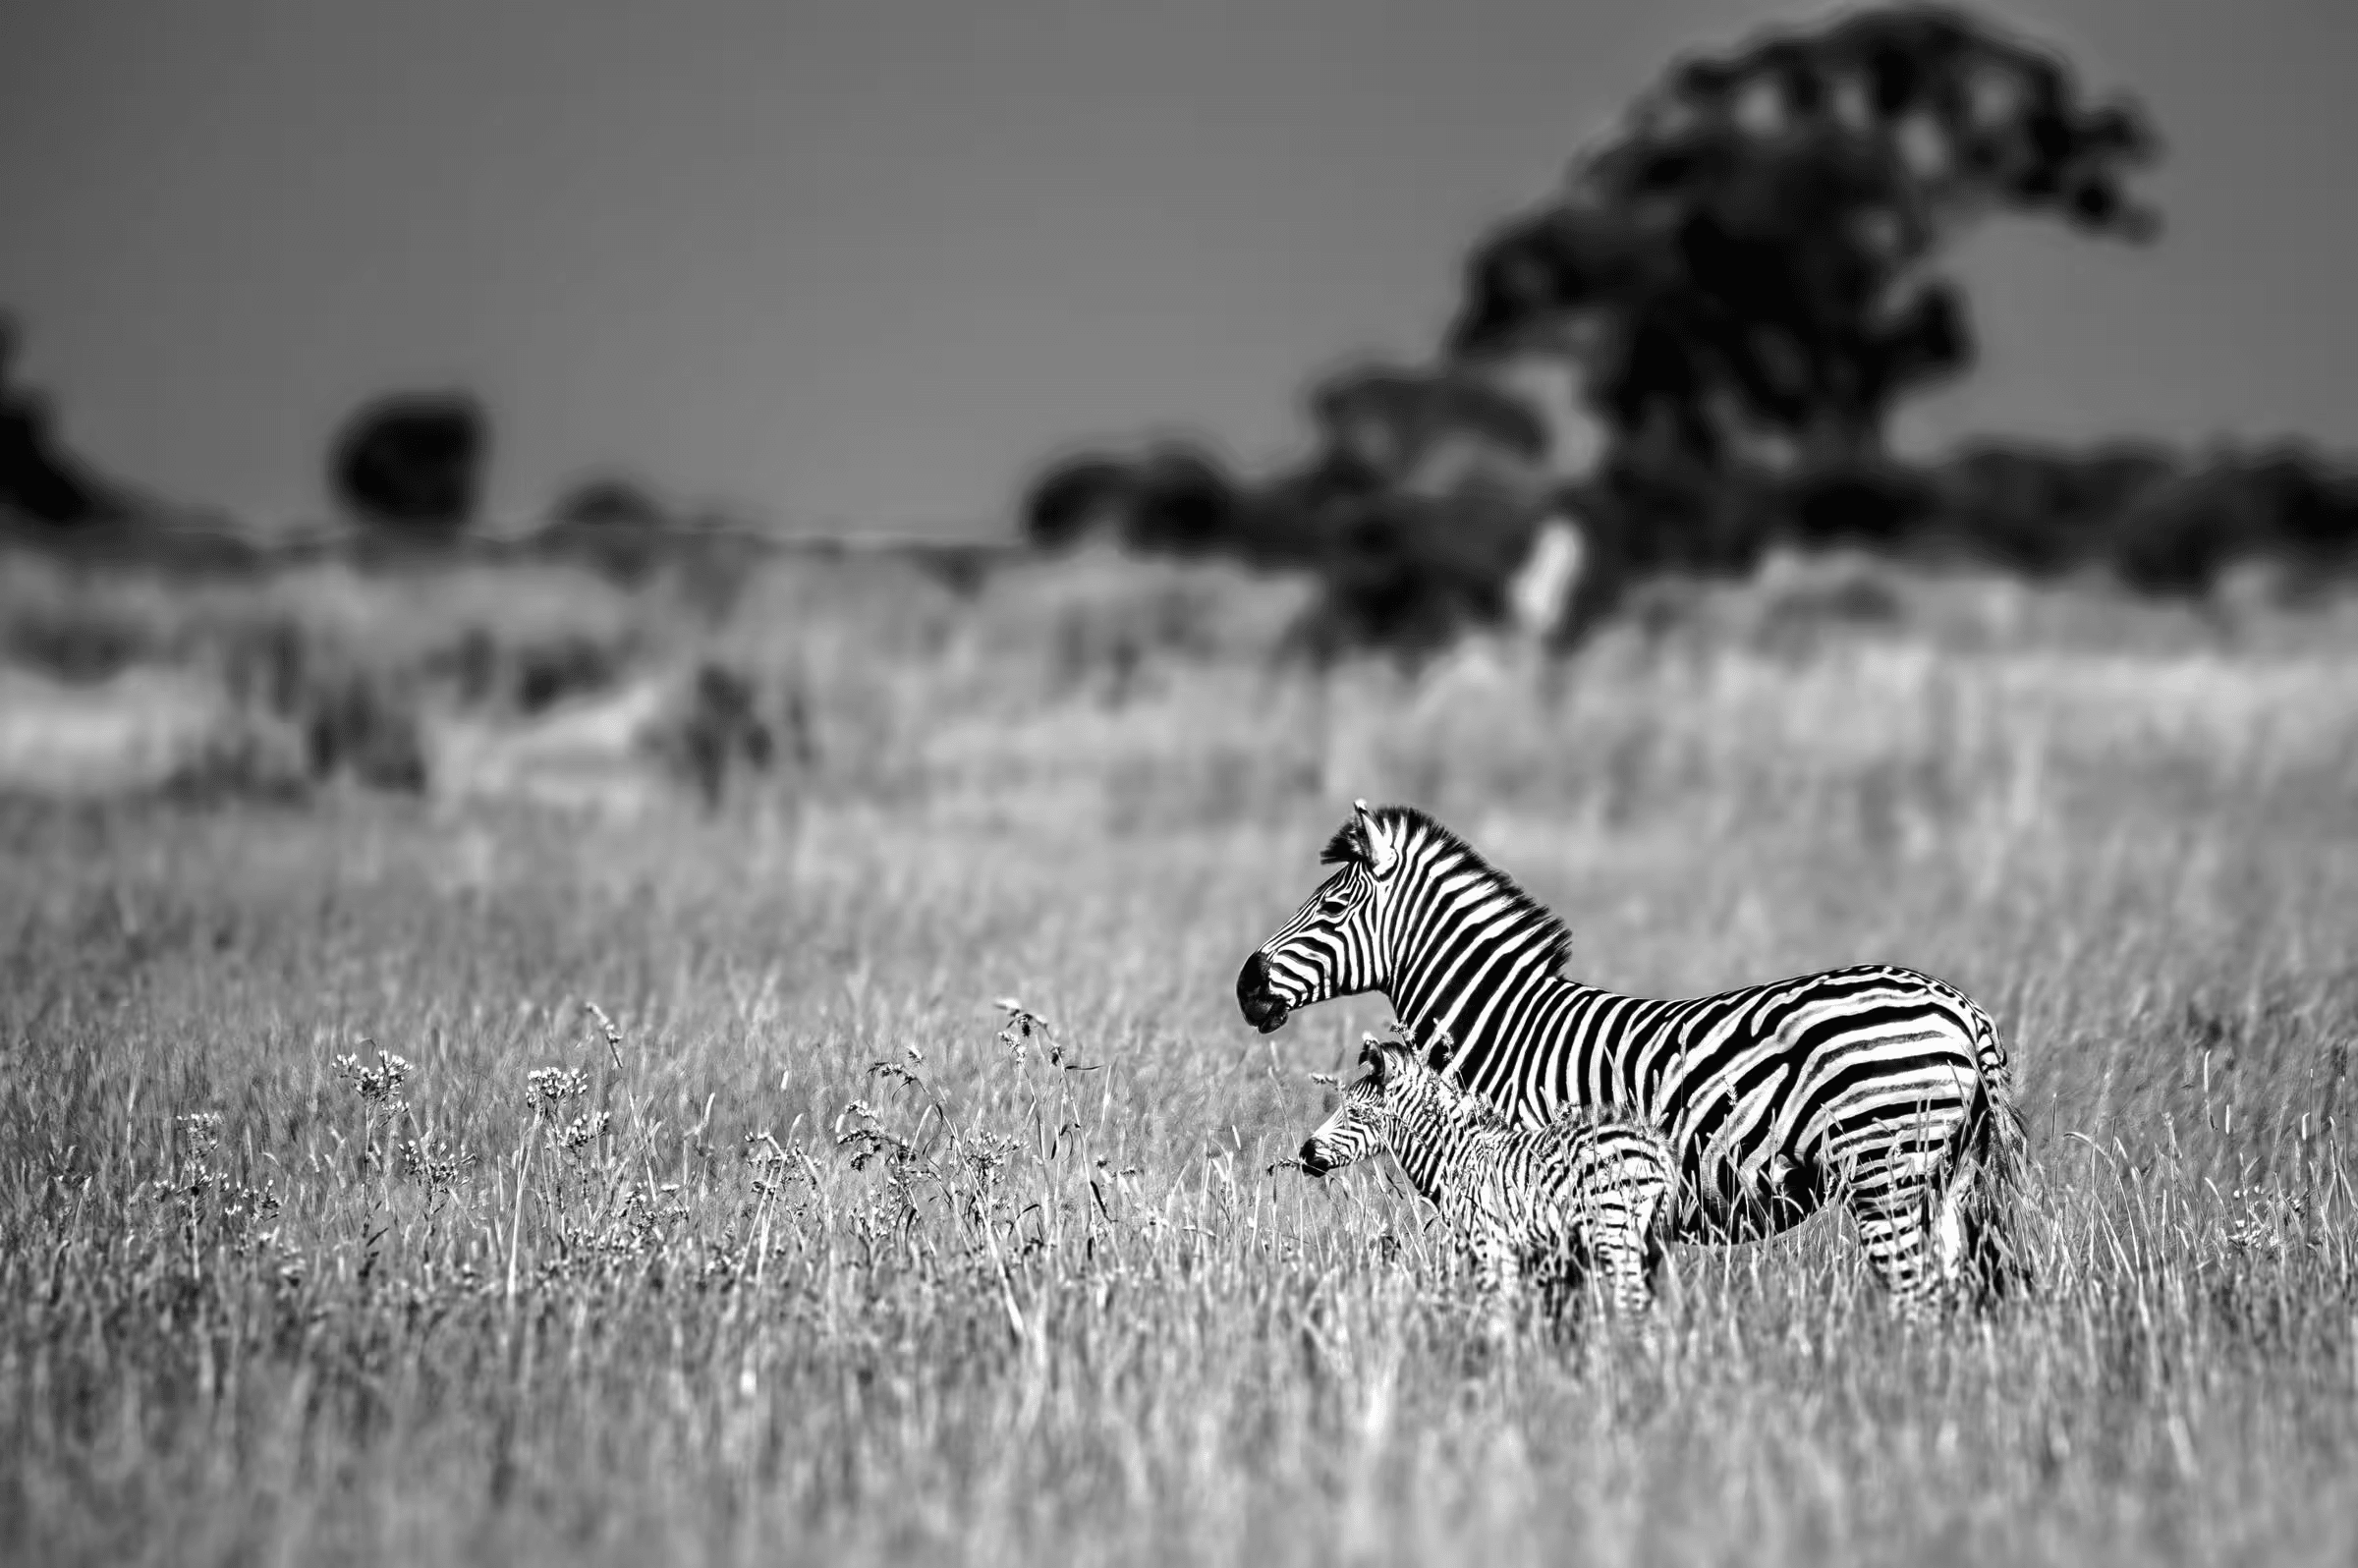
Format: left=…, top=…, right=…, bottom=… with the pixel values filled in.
left=4, top=548, right=2357, bottom=1564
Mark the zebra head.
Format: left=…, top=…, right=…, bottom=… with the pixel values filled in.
left=1237, top=800, right=1408, bottom=1034
left=1297, top=1033, right=1409, bottom=1177
left=1240, top=803, right=1574, bottom=1046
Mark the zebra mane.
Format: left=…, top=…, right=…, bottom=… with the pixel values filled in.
left=1319, top=820, right=1370, bottom=867
left=1376, top=1031, right=1514, bottom=1129
left=1334, top=805, right=1576, bottom=975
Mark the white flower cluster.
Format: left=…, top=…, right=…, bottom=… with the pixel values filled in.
left=525, top=1065, right=591, bottom=1114
left=333, top=1047, right=415, bottom=1113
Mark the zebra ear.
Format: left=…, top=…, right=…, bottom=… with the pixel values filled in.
left=1420, top=1019, right=1459, bottom=1074
left=1353, top=800, right=1398, bottom=877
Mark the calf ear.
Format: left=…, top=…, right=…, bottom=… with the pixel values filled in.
left=1358, top=1034, right=1385, bottom=1076
left=1419, top=1018, right=1459, bottom=1073
left=1353, top=800, right=1398, bottom=877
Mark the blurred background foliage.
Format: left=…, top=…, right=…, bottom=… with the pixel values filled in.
left=1011, top=5, right=2358, bottom=653
left=2, top=4, right=2355, bottom=675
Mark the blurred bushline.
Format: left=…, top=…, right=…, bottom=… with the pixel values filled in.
left=8, top=499, right=2358, bottom=855
left=1020, top=432, right=2358, bottom=654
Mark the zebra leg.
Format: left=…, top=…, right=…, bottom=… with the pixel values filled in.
left=1575, top=1193, right=1651, bottom=1311
left=1841, top=1157, right=1951, bottom=1316
left=1501, top=1247, right=1555, bottom=1344
left=1589, top=1223, right=1653, bottom=1317
left=1539, top=1248, right=1588, bottom=1330
left=1573, top=1210, right=1663, bottom=1356
left=1469, top=1240, right=1523, bottom=1338
left=1643, top=1220, right=1678, bottom=1315
left=1931, top=1165, right=1972, bottom=1289
left=1616, top=1231, right=1666, bottom=1356
left=1520, top=1250, right=1566, bottom=1333
left=1930, top=1152, right=2028, bottom=1305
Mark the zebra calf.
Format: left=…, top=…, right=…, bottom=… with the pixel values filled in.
left=1298, top=1026, right=1677, bottom=1320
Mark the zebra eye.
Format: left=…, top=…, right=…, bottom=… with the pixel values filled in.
left=1319, top=890, right=1353, bottom=914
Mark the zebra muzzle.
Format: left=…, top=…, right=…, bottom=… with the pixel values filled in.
left=1236, top=952, right=1291, bottom=1033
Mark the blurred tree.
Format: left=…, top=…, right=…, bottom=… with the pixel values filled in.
left=1123, top=443, right=1244, bottom=556
left=330, top=391, right=488, bottom=541
left=1019, top=440, right=1244, bottom=557
left=1307, top=361, right=1550, bottom=498
left=1306, top=489, right=1537, bottom=655
left=1022, top=452, right=1141, bottom=550
left=1019, top=376, right=1563, bottom=655
left=1007, top=7, right=2196, bottom=649
left=0, top=311, right=129, bottom=528
left=1449, top=4, right=2160, bottom=476
left=541, top=474, right=674, bottom=585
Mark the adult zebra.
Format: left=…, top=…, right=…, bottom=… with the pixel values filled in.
left=1237, top=802, right=2033, bottom=1308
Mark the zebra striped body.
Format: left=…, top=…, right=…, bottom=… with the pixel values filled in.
left=1240, top=802, right=2032, bottom=1310
left=1300, top=1029, right=1676, bottom=1317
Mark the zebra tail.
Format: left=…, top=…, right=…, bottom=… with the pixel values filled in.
left=1961, top=1007, right=2036, bottom=1300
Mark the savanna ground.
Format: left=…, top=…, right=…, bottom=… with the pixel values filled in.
left=3, top=545, right=2356, bottom=1565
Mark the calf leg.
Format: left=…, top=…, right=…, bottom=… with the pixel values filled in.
left=1590, top=1224, right=1654, bottom=1316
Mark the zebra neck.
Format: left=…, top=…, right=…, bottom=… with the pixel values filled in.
left=1387, top=1129, right=1451, bottom=1208
left=1380, top=848, right=1578, bottom=1061
left=1388, top=960, right=1591, bottom=1076
left=1381, top=1099, right=1478, bottom=1222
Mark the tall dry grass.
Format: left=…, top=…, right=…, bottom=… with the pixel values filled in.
left=2, top=548, right=2356, bottom=1564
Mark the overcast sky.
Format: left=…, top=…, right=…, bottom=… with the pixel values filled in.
left=3, top=0, right=2353, bottom=533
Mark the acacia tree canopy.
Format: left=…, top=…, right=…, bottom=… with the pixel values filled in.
left=1449, top=4, right=2160, bottom=470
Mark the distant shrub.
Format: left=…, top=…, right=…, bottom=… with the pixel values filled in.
left=1768, top=464, right=1941, bottom=556
left=1124, top=446, right=1245, bottom=556
left=302, top=669, right=428, bottom=792
left=1743, top=557, right=1910, bottom=661
left=1930, top=442, right=2177, bottom=578
left=1289, top=491, right=1537, bottom=658
left=4, top=603, right=154, bottom=685
left=216, top=616, right=431, bottom=793
left=1022, top=454, right=1139, bottom=551
left=330, top=391, right=488, bottom=543
left=160, top=713, right=310, bottom=807
left=2112, top=448, right=2358, bottom=595
left=648, top=662, right=777, bottom=811
left=1023, top=437, right=1557, bottom=658
left=1021, top=442, right=1247, bottom=558
left=1576, top=456, right=1768, bottom=582
left=512, top=635, right=631, bottom=715
left=539, top=476, right=673, bottom=587
left=421, top=628, right=632, bottom=716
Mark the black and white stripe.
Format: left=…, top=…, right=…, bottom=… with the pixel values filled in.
left=1242, top=802, right=2032, bottom=1310
left=1300, top=1028, right=1676, bottom=1317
